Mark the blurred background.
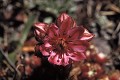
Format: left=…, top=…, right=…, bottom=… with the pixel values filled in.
left=0, top=0, right=120, bottom=80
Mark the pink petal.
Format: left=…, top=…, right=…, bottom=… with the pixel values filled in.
left=80, top=29, right=94, bottom=41
left=68, top=40, right=89, bottom=53
left=48, top=52, right=62, bottom=65
left=34, top=29, right=46, bottom=41
left=34, top=29, right=40, bottom=39
left=34, top=23, right=48, bottom=41
left=62, top=54, right=69, bottom=66
left=48, top=52, right=69, bottom=66
left=59, top=17, right=76, bottom=36
left=34, top=29, right=40, bottom=36
left=47, top=23, right=58, bottom=38
left=44, top=42, right=52, bottom=48
left=39, top=46, right=50, bottom=56
left=34, top=22, right=48, bottom=33
left=69, top=52, right=86, bottom=61
left=57, top=13, right=70, bottom=27
left=50, top=51, right=56, bottom=56
left=68, top=26, right=84, bottom=40
left=72, top=45, right=86, bottom=52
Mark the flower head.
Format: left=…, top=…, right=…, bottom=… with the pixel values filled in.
left=34, top=13, right=94, bottom=66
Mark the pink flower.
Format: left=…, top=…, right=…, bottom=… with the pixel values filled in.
left=34, top=13, right=94, bottom=66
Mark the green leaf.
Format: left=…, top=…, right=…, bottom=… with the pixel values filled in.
left=0, top=50, right=4, bottom=62
left=9, top=14, right=36, bottom=63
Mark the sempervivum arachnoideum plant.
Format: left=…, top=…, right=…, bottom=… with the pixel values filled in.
left=34, top=13, right=94, bottom=66
left=80, top=63, right=104, bottom=80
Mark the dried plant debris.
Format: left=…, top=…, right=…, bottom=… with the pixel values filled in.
left=0, top=0, right=120, bottom=80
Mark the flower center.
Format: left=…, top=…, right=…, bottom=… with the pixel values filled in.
left=55, top=38, right=67, bottom=52
left=59, top=44, right=64, bottom=50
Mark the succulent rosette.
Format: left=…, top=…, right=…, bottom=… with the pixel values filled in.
left=34, top=13, right=94, bottom=66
